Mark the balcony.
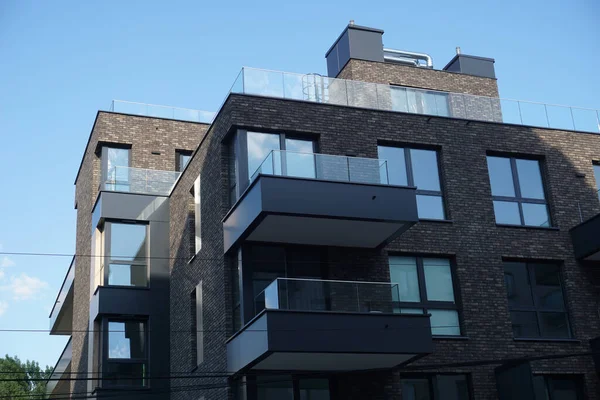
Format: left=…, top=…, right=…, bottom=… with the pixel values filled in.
left=49, top=257, right=74, bottom=335
left=109, top=100, right=215, bottom=124
left=222, top=151, right=418, bottom=253
left=100, top=166, right=181, bottom=196
left=46, top=337, right=72, bottom=397
left=571, top=214, right=600, bottom=261
left=231, top=67, right=600, bottom=134
left=227, top=278, right=432, bottom=374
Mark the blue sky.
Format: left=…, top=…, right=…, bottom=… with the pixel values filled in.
left=0, top=0, right=598, bottom=369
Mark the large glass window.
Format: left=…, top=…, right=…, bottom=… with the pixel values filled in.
left=533, top=375, right=584, bottom=400
left=487, top=156, right=550, bottom=227
left=106, top=222, right=148, bottom=287
left=389, top=256, right=461, bottom=336
left=401, top=374, right=470, bottom=400
left=503, top=261, right=571, bottom=339
left=378, top=145, right=445, bottom=220
left=105, top=320, right=147, bottom=387
left=255, top=376, right=330, bottom=400
left=391, top=86, right=450, bottom=117
left=102, top=146, right=130, bottom=191
left=246, top=131, right=315, bottom=180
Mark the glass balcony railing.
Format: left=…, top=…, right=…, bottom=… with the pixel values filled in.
left=101, top=166, right=181, bottom=196
left=250, top=150, right=389, bottom=185
left=231, top=67, right=600, bottom=134
left=49, top=256, right=75, bottom=331
left=109, top=100, right=215, bottom=124
left=254, top=278, right=401, bottom=315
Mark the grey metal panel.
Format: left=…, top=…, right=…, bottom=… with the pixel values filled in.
left=326, top=24, right=384, bottom=77
left=227, top=314, right=269, bottom=373
left=95, top=191, right=169, bottom=223
left=570, top=213, right=600, bottom=260
left=495, top=362, right=537, bottom=400
left=91, top=287, right=152, bottom=319
left=223, top=180, right=264, bottom=252
left=442, top=54, right=496, bottom=79
left=260, top=176, right=417, bottom=222
left=267, top=311, right=432, bottom=354
left=226, top=310, right=432, bottom=374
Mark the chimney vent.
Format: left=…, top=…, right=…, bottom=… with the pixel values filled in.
left=349, top=19, right=355, bottom=25
left=456, top=46, right=461, bottom=54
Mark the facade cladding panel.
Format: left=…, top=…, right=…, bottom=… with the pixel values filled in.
left=168, top=92, right=600, bottom=399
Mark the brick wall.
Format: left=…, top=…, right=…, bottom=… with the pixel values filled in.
left=174, top=94, right=600, bottom=399
left=70, top=112, right=206, bottom=395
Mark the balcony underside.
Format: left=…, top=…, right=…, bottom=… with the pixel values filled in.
left=570, top=214, right=600, bottom=261
left=47, top=338, right=72, bottom=396
left=49, top=283, right=73, bottom=335
left=223, top=175, right=418, bottom=254
left=226, top=310, right=432, bottom=374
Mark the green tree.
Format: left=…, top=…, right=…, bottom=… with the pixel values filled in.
left=0, top=355, right=52, bottom=399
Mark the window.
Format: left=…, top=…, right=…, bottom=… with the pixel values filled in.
left=101, top=146, right=130, bottom=191
left=228, top=138, right=238, bottom=207
left=190, top=282, right=203, bottom=367
left=105, top=222, right=148, bottom=287
left=533, top=375, right=584, bottom=400
left=378, top=145, right=445, bottom=220
left=594, top=163, right=600, bottom=200
left=194, top=177, right=201, bottom=253
left=503, top=261, right=571, bottom=338
left=246, top=132, right=315, bottom=180
left=104, top=320, right=147, bottom=387
left=176, top=150, right=193, bottom=172
left=487, top=156, right=550, bottom=227
left=401, top=374, right=470, bottom=400
left=255, top=376, right=330, bottom=400
left=389, top=256, right=460, bottom=335
left=391, top=86, right=450, bottom=117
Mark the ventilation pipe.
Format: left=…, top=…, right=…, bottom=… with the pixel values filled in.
left=383, top=48, right=433, bottom=68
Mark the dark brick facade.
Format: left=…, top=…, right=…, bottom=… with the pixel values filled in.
left=71, top=112, right=207, bottom=395
left=169, top=92, right=600, bottom=399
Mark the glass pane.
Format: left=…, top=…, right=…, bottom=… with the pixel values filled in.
left=108, top=264, right=147, bottom=287
left=411, top=149, right=441, bottom=191
left=493, top=201, right=521, bottom=225
left=522, top=203, right=550, bottom=227
left=549, top=377, right=581, bottom=400
left=378, top=146, right=408, bottom=186
left=539, top=312, right=570, bottom=338
left=256, top=375, right=294, bottom=400
left=299, top=379, right=331, bottom=400
left=516, top=159, right=545, bottom=199
left=434, top=375, right=470, bottom=400
left=400, top=308, right=424, bottom=314
left=503, top=262, right=534, bottom=308
left=423, top=259, right=454, bottom=302
left=106, top=147, right=130, bottom=191
left=390, top=87, right=409, bottom=113
left=533, top=376, right=550, bottom=400
left=247, top=132, right=281, bottom=179
left=510, top=311, right=539, bottom=338
left=110, top=224, right=147, bottom=262
left=487, top=156, right=515, bottom=197
left=389, top=257, right=420, bottom=302
left=594, top=165, right=600, bottom=199
left=284, top=139, right=315, bottom=178
left=533, top=264, right=564, bottom=310
left=430, top=309, right=460, bottom=336
left=417, top=195, right=445, bottom=220
left=179, top=154, right=191, bottom=171
left=105, top=362, right=146, bottom=387
left=108, top=321, right=146, bottom=359
left=401, top=378, right=431, bottom=400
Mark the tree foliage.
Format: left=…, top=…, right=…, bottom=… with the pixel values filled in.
left=0, top=355, right=52, bottom=399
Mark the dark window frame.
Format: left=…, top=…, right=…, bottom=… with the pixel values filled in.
left=378, top=144, right=447, bottom=220
left=101, top=318, right=149, bottom=389
left=102, top=220, right=150, bottom=288
left=176, top=149, right=193, bottom=172
left=533, top=375, right=585, bottom=400
left=400, top=373, right=473, bottom=400
left=389, top=255, right=462, bottom=336
left=487, top=154, right=552, bottom=227
left=503, top=260, right=572, bottom=339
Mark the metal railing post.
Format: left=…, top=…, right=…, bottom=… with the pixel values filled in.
left=281, top=72, right=286, bottom=98
left=242, top=67, right=245, bottom=94
left=517, top=101, right=523, bottom=124
left=570, top=107, right=576, bottom=130
left=596, top=110, right=600, bottom=134
left=355, top=283, right=360, bottom=312
left=345, top=79, right=349, bottom=106
left=347, top=156, right=351, bottom=181
left=544, top=104, right=550, bottom=128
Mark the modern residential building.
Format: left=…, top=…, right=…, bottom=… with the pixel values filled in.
left=47, top=23, right=600, bottom=400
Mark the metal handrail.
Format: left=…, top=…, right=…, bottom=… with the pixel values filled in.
left=109, top=100, right=215, bottom=123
